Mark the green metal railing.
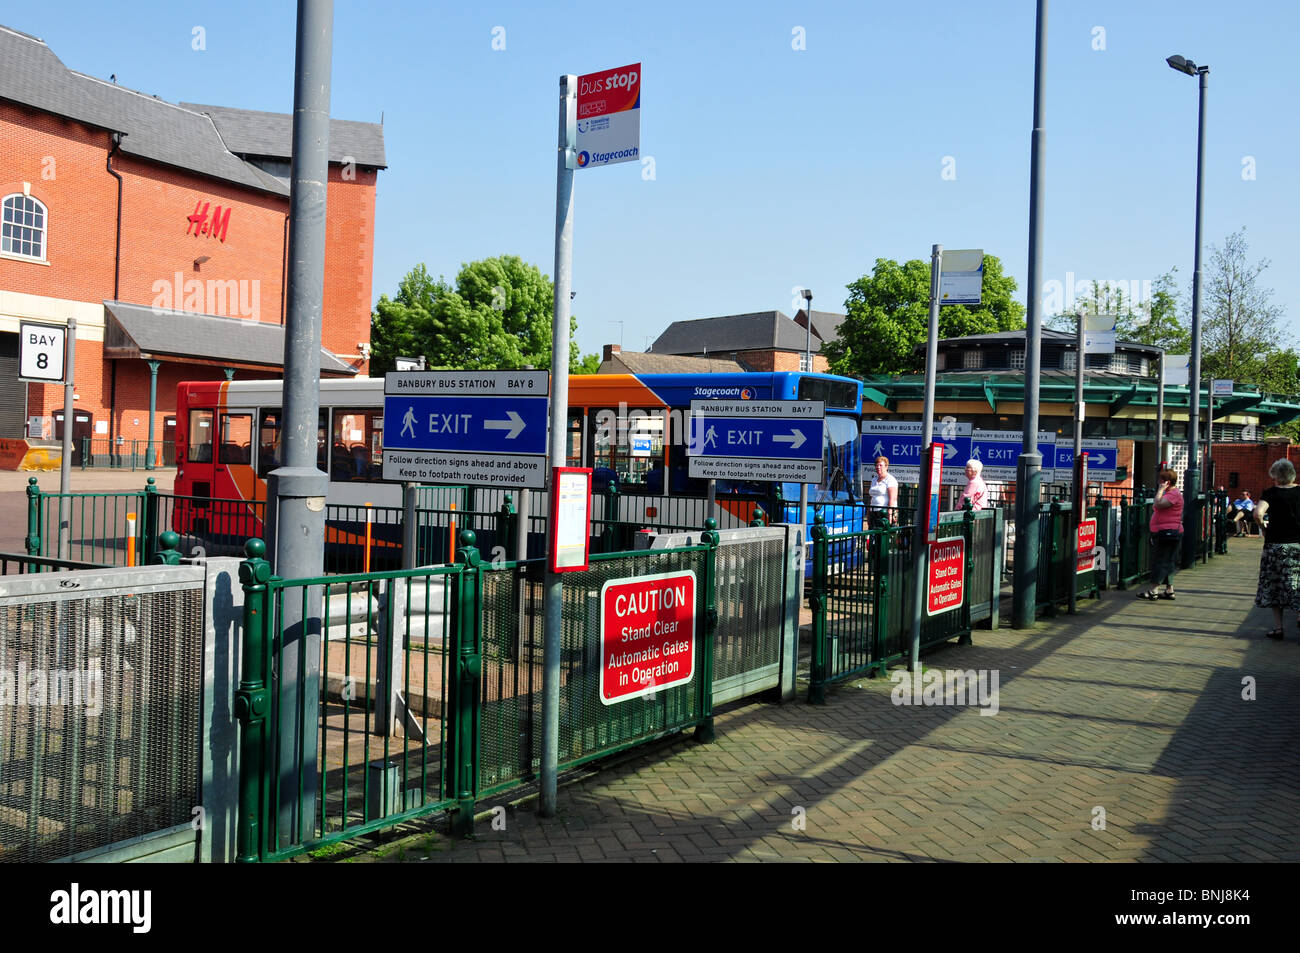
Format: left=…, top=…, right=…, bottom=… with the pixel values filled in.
left=808, top=508, right=981, bottom=701
left=1117, top=493, right=1154, bottom=588
left=235, top=524, right=721, bottom=862
left=78, top=437, right=176, bottom=470
left=1034, top=501, right=1103, bottom=615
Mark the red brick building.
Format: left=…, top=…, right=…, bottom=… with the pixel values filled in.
left=0, top=24, right=384, bottom=461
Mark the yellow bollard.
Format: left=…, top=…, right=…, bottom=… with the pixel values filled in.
left=363, top=503, right=373, bottom=573
left=449, top=503, right=457, bottom=564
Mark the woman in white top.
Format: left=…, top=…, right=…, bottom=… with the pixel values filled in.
left=869, top=456, right=898, bottom=526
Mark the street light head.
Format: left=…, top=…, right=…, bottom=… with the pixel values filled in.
left=1166, top=54, right=1198, bottom=75
left=802, top=288, right=813, bottom=302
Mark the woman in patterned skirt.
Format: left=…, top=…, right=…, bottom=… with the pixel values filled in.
left=1254, top=457, right=1300, bottom=641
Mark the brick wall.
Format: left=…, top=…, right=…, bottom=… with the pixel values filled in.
left=733, top=350, right=829, bottom=373
left=2, top=99, right=380, bottom=439
left=0, top=102, right=116, bottom=300
left=1210, top=442, right=1300, bottom=500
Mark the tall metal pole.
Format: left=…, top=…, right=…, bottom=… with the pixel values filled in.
left=798, top=289, right=812, bottom=545
left=57, top=317, right=76, bottom=559
left=145, top=359, right=160, bottom=470
left=909, top=245, right=942, bottom=671
left=1181, top=65, right=1208, bottom=568
left=1155, top=351, right=1165, bottom=482
left=1206, top=378, right=1214, bottom=476
left=265, top=0, right=333, bottom=836
left=1069, top=310, right=1084, bottom=614
left=540, top=73, right=577, bottom=818
left=1013, top=0, right=1048, bottom=628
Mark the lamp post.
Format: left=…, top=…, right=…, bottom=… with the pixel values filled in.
left=1167, top=53, right=1208, bottom=568
left=799, top=287, right=813, bottom=567
left=802, top=288, right=814, bottom=372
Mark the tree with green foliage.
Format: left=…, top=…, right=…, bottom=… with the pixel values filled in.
left=1199, top=229, right=1291, bottom=387
left=369, top=256, right=599, bottom=374
left=1044, top=271, right=1189, bottom=356
left=824, top=254, right=1025, bottom=377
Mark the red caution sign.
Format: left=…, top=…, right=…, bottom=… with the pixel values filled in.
left=927, top=538, right=965, bottom=616
left=600, top=571, right=696, bottom=705
left=1076, top=518, right=1098, bottom=574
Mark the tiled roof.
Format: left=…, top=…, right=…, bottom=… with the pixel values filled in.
left=103, top=300, right=357, bottom=375
left=181, top=103, right=387, bottom=168
left=652, top=311, right=813, bottom=355
left=0, top=24, right=385, bottom=195
left=599, top=351, right=743, bottom=374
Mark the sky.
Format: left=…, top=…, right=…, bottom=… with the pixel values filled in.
left=10, top=0, right=1300, bottom=360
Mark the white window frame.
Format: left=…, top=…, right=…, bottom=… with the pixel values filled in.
left=1, top=193, right=48, bottom=262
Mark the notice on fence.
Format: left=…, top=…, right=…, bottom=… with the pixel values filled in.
left=926, top=538, right=965, bottom=616
left=1076, top=518, right=1097, bottom=574
left=600, top=571, right=696, bottom=704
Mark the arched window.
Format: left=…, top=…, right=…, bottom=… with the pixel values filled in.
left=1, top=194, right=47, bottom=260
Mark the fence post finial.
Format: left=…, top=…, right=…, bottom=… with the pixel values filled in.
left=235, top=537, right=271, bottom=862
left=153, top=530, right=182, bottom=565
left=25, top=477, right=41, bottom=558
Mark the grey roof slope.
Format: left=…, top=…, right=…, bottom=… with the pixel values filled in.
left=652, top=311, right=813, bottom=355
left=181, top=103, right=386, bottom=168
left=599, top=351, right=743, bottom=374
left=0, top=25, right=288, bottom=195
left=1, top=24, right=384, bottom=195
left=795, top=308, right=846, bottom=344
left=103, top=301, right=356, bottom=375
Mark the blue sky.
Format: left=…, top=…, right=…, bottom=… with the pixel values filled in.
left=12, top=0, right=1300, bottom=359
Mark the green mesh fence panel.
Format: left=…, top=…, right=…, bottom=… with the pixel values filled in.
left=477, top=548, right=707, bottom=791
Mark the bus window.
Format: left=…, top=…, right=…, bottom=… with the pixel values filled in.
left=592, top=408, right=664, bottom=486
left=331, top=408, right=383, bottom=481
left=318, top=410, right=328, bottom=474
left=567, top=414, right=582, bottom=466
left=218, top=413, right=253, bottom=465
left=259, top=409, right=330, bottom=477
left=188, top=409, right=214, bottom=463
left=258, top=409, right=282, bottom=477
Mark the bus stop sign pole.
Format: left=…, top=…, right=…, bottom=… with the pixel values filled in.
left=540, top=73, right=577, bottom=819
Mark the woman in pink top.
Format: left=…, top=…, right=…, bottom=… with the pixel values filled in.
left=1139, top=468, right=1184, bottom=599
left=959, top=459, right=987, bottom=511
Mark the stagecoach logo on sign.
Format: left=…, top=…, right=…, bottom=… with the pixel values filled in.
left=600, top=571, right=696, bottom=705
left=574, top=63, right=641, bottom=169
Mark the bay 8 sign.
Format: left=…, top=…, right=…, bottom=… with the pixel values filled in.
left=576, top=63, right=641, bottom=169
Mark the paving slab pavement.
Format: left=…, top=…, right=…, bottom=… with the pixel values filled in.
left=328, top=537, right=1299, bottom=863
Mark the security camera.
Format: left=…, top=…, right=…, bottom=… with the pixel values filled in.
left=358, top=342, right=372, bottom=359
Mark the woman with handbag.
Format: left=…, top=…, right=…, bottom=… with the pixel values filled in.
left=1253, top=458, right=1300, bottom=640
left=1139, top=468, right=1183, bottom=600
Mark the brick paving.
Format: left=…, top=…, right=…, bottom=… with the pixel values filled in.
left=334, top=538, right=1300, bottom=863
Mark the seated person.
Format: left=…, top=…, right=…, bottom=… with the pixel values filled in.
left=1232, top=491, right=1255, bottom=536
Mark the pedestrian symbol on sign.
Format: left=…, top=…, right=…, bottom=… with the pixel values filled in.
left=401, top=406, right=417, bottom=438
